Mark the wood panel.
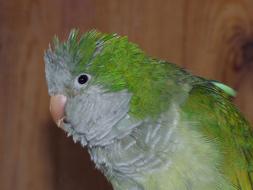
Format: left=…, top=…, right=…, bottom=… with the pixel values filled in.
left=0, top=0, right=253, bottom=190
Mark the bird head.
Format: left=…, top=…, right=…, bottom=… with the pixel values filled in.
left=44, top=29, right=177, bottom=146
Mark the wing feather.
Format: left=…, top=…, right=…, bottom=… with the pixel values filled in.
left=181, top=82, right=253, bottom=190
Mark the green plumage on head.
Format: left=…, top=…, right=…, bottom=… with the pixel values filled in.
left=50, top=29, right=195, bottom=118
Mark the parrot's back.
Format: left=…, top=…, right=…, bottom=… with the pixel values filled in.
left=180, top=80, right=253, bottom=190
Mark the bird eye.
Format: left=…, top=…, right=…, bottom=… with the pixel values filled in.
left=75, top=73, right=90, bottom=86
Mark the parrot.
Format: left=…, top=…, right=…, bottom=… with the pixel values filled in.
left=44, top=29, right=253, bottom=190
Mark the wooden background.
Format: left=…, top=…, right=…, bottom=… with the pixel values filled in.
left=1, top=0, right=253, bottom=190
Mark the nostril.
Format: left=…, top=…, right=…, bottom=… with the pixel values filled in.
left=63, top=117, right=70, bottom=124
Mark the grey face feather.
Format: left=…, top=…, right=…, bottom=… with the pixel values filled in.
left=44, top=49, right=72, bottom=96
left=63, top=86, right=132, bottom=147
left=45, top=47, right=134, bottom=147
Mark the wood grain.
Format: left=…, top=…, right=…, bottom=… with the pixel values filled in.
left=1, top=0, right=253, bottom=190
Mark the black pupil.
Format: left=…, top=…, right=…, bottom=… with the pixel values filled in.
left=78, top=74, right=89, bottom=84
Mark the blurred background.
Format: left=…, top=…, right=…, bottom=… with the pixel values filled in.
left=1, top=0, right=253, bottom=190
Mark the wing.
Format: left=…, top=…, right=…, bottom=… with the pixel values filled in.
left=181, top=82, right=253, bottom=190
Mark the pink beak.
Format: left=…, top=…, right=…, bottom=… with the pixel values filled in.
left=49, top=95, right=67, bottom=127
